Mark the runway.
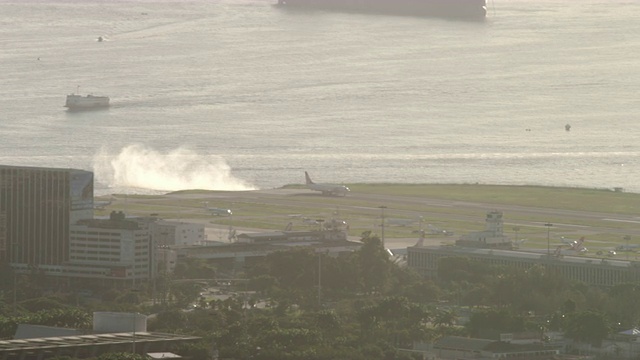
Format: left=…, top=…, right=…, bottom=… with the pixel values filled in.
left=100, top=186, right=640, bottom=255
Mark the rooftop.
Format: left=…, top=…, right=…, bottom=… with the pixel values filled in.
left=0, top=332, right=200, bottom=353
left=412, top=245, right=633, bottom=269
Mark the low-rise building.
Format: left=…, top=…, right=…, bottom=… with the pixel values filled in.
left=178, top=229, right=357, bottom=269
left=2, top=312, right=200, bottom=360
left=433, top=336, right=558, bottom=360
left=408, top=209, right=640, bottom=287
left=455, top=210, right=512, bottom=249
left=236, top=229, right=347, bottom=244
left=149, top=220, right=205, bottom=247
left=67, top=211, right=153, bottom=283
left=408, top=243, right=640, bottom=287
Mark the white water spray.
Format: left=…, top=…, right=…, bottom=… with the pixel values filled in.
left=93, top=145, right=256, bottom=193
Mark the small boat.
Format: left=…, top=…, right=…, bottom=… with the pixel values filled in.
left=65, top=87, right=110, bottom=110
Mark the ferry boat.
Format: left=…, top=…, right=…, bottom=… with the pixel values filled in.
left=65, top=88, right=110, bottom=110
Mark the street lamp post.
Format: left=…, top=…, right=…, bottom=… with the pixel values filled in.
left=318, top=251, right=322, bottom=307
left=129, top=288, right=142, bottom=354
left=132, top=312, right=137, bottom=354
left=624, top=235, right=631, bottom=260
left=513, top=226, right=521, bottom=247
left=544, top=223, right=553, bottom=256
left=379, top=206, right=387, bottom=249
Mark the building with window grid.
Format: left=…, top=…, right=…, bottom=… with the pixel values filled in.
left=0, top=165, right=154, bottom=285
left=0, top=165, right=93, bottom=268
left=408, top=244, right=640, bottom=287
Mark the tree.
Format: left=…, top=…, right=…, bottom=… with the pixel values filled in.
left=358, top=233, right=391, bottom=293
left=0, top=316, right=18, bottom=339
left=563, top=310, right=611, bottom=347
left=95, top=353, right=147, bottom=360
left=433, top=308, right=457, bottom=328
left=356, top=296, right=429, bottom=348
left=606, top=283, right=640, bottom=328
left=16, top=297, right=69, bottom=313
left=173, top=258, right=216, bottom=280
left=148, top=309, right=188, bottom=332
left=173, top=342, right=212, bottom=360
left=170, top=282, right=201, bottom=308
left=399, top=278, right=442, bottom=304
left=466, top=309, right=526, bottom=339
left=437, top=257, right=494, bottom=284
left=248, top=275, right=277, bottom=295
left=259, top=248, right=317, bottom=291
left=314, top=309, right=342, bottom=339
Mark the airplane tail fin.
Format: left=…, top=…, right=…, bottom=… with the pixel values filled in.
left=305, top=171, right=314, bottom=185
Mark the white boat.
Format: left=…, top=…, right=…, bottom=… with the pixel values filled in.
left=65, top=88, right=109, bottom=110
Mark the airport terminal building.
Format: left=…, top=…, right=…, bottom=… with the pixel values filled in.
left=408, top=211, right=640, bottom=287
left=407, top=244, right=640, bottom=287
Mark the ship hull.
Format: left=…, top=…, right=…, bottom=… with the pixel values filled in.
left=65, top=94, right=110, bottom=111
left=277, top=0, right=487, bottom=19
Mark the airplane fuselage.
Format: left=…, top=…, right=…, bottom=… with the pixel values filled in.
left=309, top=183, right=350, bottom=196
left=305, top=171, right=349, bottom=196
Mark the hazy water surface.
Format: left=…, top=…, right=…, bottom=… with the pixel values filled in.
left=1, top=0, right=639, bottom=194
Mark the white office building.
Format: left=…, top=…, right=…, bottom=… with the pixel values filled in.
left=149, top=220, right=205, bottom=247
left=68, top=211, right=153, bottom=283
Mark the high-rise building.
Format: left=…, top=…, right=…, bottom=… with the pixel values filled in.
left=0, top=165, right=93, bottom=267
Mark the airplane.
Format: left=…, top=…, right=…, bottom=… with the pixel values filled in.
left=324, top=219, right=348, bottom=231
left=304, top=171, right=350, bottom=196
left=512, top=238, right=527, bottom=248
left=302, top=217, right=320, bottom=226
left=428, top=224, right=454, bottom=236
left=203, top=202, right=232, bottom=216
left=533, top=238, right=586, bottom=257
left=561, top=236, right=587, bottom=252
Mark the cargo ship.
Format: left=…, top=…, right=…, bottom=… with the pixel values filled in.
left=276, top=0, right=487, bottom=19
